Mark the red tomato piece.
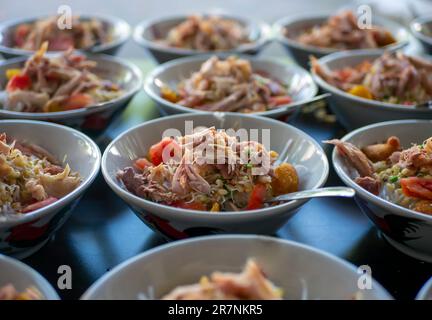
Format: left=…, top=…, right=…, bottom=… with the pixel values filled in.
left=48, top=36, right=75, bottom=51
left=6, top=74, right=32, bottom=92
left=134, top=158, right=152, bottom=170
left=400, top=177, right=432, bottom=201
left=148, top=138, right=180, bottom=166
left=64, top=93, right=94, bottom=110
left=21, top=197, right=58, bottom=213
left=246, top=183, right=267, bottom=210
left=269, top=95, right=292, bottom=107
left=14, top=25, right=30, bottom=47
left=172, top=201, right=207, bottom=211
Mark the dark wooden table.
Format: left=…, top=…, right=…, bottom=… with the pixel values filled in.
left=22, top=59, right=432, bottom=300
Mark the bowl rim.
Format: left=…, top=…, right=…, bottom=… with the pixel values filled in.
left=0, top=53, right=143, bottom=120
left=416, top=275, right=432, bottom=300
left=410, top=15, right=432, bottom=46
left=133, top=13, right=271, bottom=55
left=101, top=113, right=329, bottom=217
left=0, top=13, right=131, bottom=56
left=0, top=253, right=60, bottom=299
left=311, top=49, right=432, bottom=113
left=0, top=119, right=101, bottom=228
left=80, top=234, right=392, bottom=300
left=332, top=119, right=432, bottom=223
left=273, top=11, right=409, bottom=55
left=143, top=53, right=318, bottom=117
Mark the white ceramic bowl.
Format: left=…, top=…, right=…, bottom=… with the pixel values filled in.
left=0, top=120, right=101, bottom=259
left=0, top=254, right=59, bottom=299
left=144, top=54, right=318, bottom=119
left=133, top=14, right=271, bottom=64
left=0, top=53, right=142, bottom=138
left=81, top=235, right=392, bottom=300
left=411, top=16, right=432, bottom=55
left=416, top=276, right=432, bottom=300
left=0, top=14, right=131, bottom=59
left=332, top=120, right=432, bottom=262
left=274, top=12, right=409, bottom=69
left=312, top=50, right=432, bottom=130
left=102, top=113, right=328, bottom=239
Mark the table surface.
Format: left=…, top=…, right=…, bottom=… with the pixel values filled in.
left=20, top=57, right=432, bottom=301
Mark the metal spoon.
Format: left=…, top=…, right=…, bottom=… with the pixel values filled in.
left=265, top=186, right=355, bottom=203
left=415, top=100, right=432, bottom=109
left=279, top=93, right=331, bottom=112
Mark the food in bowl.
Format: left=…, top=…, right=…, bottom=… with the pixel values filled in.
left=312, top=51, right=432, bottom=105
left=160, top=56, right=293, bottom=113
left=3, top=42, right=123, bottom=113
left=288, top=10, right=395, bottom=50
left=158, top=15, right=250, bottom=51
left=117, top=126, right=298, bottom=211
left=0, top=132, right=81, bottom=218
left=327, top=135, right=432, bottom=215
left=162, top=259, right=282, bottom=300
left=0, top=284, right=43, bottom=300
left=12, top=15, right=111, bottom=51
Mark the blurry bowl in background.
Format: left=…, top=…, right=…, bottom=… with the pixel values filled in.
left=274, top=12, right=409, bottom=69
left=133, top=14, right=271, bottom=63
left=0, top=14, right=131, bottom=59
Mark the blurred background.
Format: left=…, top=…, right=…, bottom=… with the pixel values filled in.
left=2, top=0, right=432, bottom=57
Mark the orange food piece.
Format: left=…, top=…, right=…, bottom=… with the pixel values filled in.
left=271, top=163, right=299, bottom=196
left=22, top=197, right=58, bottom=213
left=173, top=201, right=207, bottom=211
left=64, top=93, right=94, bottom=110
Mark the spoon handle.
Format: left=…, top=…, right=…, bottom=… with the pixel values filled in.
left=284, top=93, right=331, bottom=111
left=265, top=186, right=355, bottom=203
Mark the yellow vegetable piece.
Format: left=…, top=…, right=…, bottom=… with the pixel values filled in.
left=348, top=85, right=373, bottom=100
left=210, top=202, right=220, bottom=212
left=270, top=150, right=279, bottom=159
left=161, top=86, right=179, bottom=103
left=271, top=163, right=299, bottom=196
left=6, top=69, right=22, bottom=80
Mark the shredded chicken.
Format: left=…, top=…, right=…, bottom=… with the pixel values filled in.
left=13, top=16, right=110, bottom=51
left=161, top=56, right=292, bottom=113
left=290, top=10, right=395, bottom=50
left=160, top=15, right=250, bottom=51
left=162, top=259, right=282, bottom=300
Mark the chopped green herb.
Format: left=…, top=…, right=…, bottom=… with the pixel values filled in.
left=389, top=176, right=398, bottom=183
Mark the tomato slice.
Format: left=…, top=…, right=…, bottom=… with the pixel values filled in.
left=64, top=93, right=94, bottom=110
left=21, top=197, right=58, bottom=213
left=134, top=158, right=152, bottom=170
left=148, top=138, right=180, bottom=166
left=246, top=183, right=267, bottom=210
left=14, top=24, right=30, bottom=47
left=6, top=74, right=31, bottom=92
left=400, top=177, right=432, bottom=200
left=268, top=95, right=292, bottom=107
left=172, top=201, right=207, bottom=211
